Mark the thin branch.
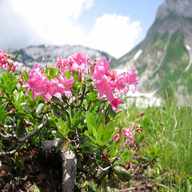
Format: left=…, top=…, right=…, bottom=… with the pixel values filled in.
left=0, top=132, right=16, bottom=140
left=18, top=119, right=47, bottom=143
left=0, top=116, right=48, bottom=157
left=0, top=124, right=17, bottom=140
left=74, top=84, right=87, bottom=108
left=0, top=149, right=17, bottom=156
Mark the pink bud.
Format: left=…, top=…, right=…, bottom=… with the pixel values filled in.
left=112, top=133, right=120, bottom=142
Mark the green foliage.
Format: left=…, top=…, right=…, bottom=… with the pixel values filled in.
left=0, top=72, right=17, bottom=96
left=1, top=53, right=192, bottom=191
left=55, top=117, right=70, bottom=138
left=125, top=102, right=192, bottom=191
left=0, top=66, right=135, bottom=191
left=0, top=104, right=6, bottom=123
left=45, top=67, right=59, bottom=80
left=85, top=112, right=114, bottom=147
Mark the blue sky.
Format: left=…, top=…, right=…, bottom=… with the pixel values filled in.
left=0, top=0, right=164, bottom=58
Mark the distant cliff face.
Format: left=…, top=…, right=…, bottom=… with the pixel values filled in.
left=157, top=0, right=192, bottom=19
left=9, top=44, right=116, bottom=67
left=117, top=0, right=192, bottom=105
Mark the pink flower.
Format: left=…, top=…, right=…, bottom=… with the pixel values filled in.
left=56, top=57, right=70, bottom=73
left=70, top=52, right=88, bottom=73
left=110, top=98, right=123, bottom=110
left=123, top=128, right=135, bottom=145
left=112, top=133, right=120, bottom=142
left=0, top=50, right=8, bottom=68
left=93, top=58, right=110, bottom=80
left=57, top=75, right=74, bottom=96
left=115, top=73, right=127, bottom=91
left=56, top=52, right=88, bottom=80
left=94, top=77, right=113, bottom=100
left=92, top=58, right=138, bottom=110
left=126, top=68, right=138, bottom=85
left=27, top=64, right=74, bottom=101
left=0, top=50, right=16, bottom=72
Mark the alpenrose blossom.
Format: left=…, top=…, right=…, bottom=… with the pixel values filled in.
left=56, top=57, right=70, bottom=74
left=26, top=52, right=138, bottom=109
left=112, top=127, right=135, bottom=145
left=56, top=52, right=88, bottom=79
left=123, top=128, right=135, bottom=145
left=70, top=52, right=88, bottom=74
left=112, top=133, right=120, bottom=142
left=27, top=64, right=73, bottom=101
left=0, top=50, right=16, bottom=72
left=92, top=58, right=138, bottom=110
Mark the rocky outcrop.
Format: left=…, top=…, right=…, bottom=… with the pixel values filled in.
left=157, top=0, right=192, bottom=19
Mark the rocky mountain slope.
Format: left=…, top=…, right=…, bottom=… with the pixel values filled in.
left=8, top=44, right=116, bottom=67
left=117, top=0, right=192, bottom=104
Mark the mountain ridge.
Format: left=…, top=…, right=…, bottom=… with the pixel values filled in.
left=117, top=0, right=192, bottom=104
left=8, top=44, right=117, bottom=67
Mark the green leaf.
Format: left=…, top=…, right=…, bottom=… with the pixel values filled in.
left=22, top=71, right=29, bottom=81
left=85, top=112, right=114, bottom=147
left=119, top=149, right=132, bottom=163
left=85, top=112, right=100, bottom=146
left=64, top=71, right=71, bottom=79
left=73, top=71, right=79, bottom=81
left=86, top=112, right=97, bottom=130
left=56, top=118, right=70, bottom=138
left=36, top=103, right=44, bottom=115
left=0, top=72, right=17, bottom=95
left=13, top=91, right=26, bottom=113
left=86, top=92, right=97, bottom=102
left=0, top=104, right=6, bottom=123
left=114, top=165, right=131, bottom=181
left=45, top=67, right=59, bottom=80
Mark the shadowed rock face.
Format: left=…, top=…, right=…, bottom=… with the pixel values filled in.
left=155, top=0, right=192, bottom=35
left=117, top=0, right=192, bottom=105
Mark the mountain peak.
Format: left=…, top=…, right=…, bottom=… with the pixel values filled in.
left=157, top=0, right=192, bottom=19
left=118, top=0, right=192, bottom=105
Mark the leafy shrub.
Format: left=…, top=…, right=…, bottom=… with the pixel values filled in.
left=0, top=50, right=140, bottom=189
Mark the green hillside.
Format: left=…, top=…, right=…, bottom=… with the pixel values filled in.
left=117, top=7, right=192, bottom=104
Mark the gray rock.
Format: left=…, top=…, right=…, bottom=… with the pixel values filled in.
left=157, top=0, right=192, bottom=19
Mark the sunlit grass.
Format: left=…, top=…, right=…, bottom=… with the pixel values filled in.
left=122, top=101, right=192, bottom=191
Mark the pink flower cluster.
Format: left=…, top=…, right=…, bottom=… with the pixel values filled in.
left=92, top=58, right=138, bottom=110
left=123, top=128, right=135, bottom=145
left=56, top=52, right=88, bottom=78
left=0, top=50, right=16, bottom=72
left=27, top=52, right=88, bottom=101
left=26, top=52, right=138, bottom=108
left=112, top=127, right=135, bottom=145
left=27, top=64, right=73, bottom=101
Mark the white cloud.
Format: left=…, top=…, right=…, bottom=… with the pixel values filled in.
left=0, top=0, right=142, bottom=58
left=0, top=0, right=94, bottom=48
left=9, top=0, right=94, bottom=20
left=0, top=0, right=37, bottom=48
left=86, top=14, right=142, bottom=58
